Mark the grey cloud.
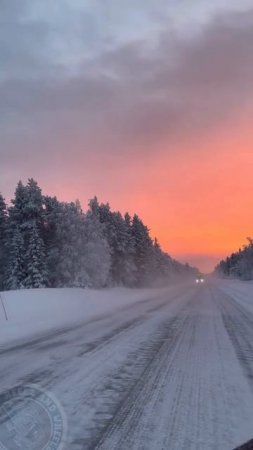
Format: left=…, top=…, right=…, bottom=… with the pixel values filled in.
left=0, top=1, right=61, bottom=83
left=108, top=9, right=253, bottom=145
left=1, top=4, right=253, bottom=173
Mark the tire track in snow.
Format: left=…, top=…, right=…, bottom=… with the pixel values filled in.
left=93, top=290, right=201, bottom=450
left=0, top=286, right=196, bottom=450
left=214, top=287, right=253, bottom=388
left=60, top=289, right=196, bottom=448
left=0, top=286, right=193, bottom=385
left=93, top=285, right=253, bottom=450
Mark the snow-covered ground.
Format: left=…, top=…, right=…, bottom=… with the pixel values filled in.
left=1, top=280, right=253, bottom=449
left=214, top=278, right=253, bottom=314
left=0, top=283, right=184, bottom=346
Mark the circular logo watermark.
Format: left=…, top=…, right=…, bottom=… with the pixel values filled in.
left=0, top=384, right=67, bottom=450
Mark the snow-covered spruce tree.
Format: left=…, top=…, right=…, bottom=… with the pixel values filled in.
left=44, top=200, right=80, bottom=287
left=147, top=238, right=172, bottom=284
left=240, top=238, right=253, bottom=280
left=8, top=180, right=27, bottom=227
left=120, top=212, right=137, bottom=287
left=56, top=201, right=88, bottom=287
left=108, top=211, right=137, bottom=286
left=42, top=195, right=62, bottom=287
left=0, top=194, right=8, bottom=289
left=43, top=197, right=91, bottom=288
left=89, top=199, right=137, bottom=286
left=23, top=222, right=48, bottom=288
left=6, top=181, right=28, bottom=288
left=131, top=214, right=154, bottom=286
left=24, top=178, right=44, bottom=228
left=22, top=221, right=48, bottom=288
left=79, top=197, right=138, bottom=287
left=6, top=227, right=26, bottom=290
left=216, top=238, right=253, bottom=280
left=8, top=178, right=44, bottom=230
left=82, top=198, right=111, bottom=288
left=7, top=179, right=48, bottom=289
left=94, top=200, right=116, bottom=285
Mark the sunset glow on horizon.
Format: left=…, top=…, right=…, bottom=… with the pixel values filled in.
left=1, top=0, right=253, bottom=272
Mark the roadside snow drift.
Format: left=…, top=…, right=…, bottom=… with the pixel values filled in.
left=0, top=286, right=178, bottom=345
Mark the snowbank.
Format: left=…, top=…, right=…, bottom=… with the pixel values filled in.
left=0, top=286, right=175, bottom=346
left=215, top=279, right=253, bottom=314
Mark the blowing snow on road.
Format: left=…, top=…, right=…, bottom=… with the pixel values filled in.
left=1, top=281, right=253, bottom=450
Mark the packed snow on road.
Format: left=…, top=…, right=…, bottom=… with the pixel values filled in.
left=1, top=280, right=253, bottom=449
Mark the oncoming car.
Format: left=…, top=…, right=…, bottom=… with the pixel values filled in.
left=195, top=275, right=204, bottom=284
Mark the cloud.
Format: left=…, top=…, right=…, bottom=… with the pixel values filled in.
left=2, top=8, right=253, bottom=124
left=1, top=2, right=253, bottom=189
left=105, top=10, right=253, bottom=147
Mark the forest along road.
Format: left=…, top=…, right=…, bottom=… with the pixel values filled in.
left=1, top=282, right=253, bottom=450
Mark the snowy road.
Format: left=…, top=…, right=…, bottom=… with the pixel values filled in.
left=1, top=282, right=253, bottom=449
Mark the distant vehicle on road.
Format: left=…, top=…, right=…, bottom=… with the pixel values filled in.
left=195, top=274, right=204, bottom=284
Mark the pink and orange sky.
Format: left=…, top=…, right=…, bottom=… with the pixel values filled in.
left=1, top=0, right=253, bottom=272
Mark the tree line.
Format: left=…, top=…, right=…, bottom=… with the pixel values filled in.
left=215, top=238, right=253, bottom=280
left=0, top=179, right=196, bottom=290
